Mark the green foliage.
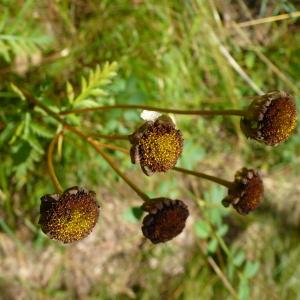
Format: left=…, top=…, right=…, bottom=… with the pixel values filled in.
left=66, top=62, right=118, bottom=107
left=0, top=0, right=299, bottom=299
left=122, top=206, right=143, bottom=224
left=0, top=1, right=52, bottom=62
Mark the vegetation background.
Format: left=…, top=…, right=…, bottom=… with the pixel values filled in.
left=0, top=0, right=300, bottom=299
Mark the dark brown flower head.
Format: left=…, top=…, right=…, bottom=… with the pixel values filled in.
left=129, top=115, right=183, bottom=176
left=240, top=91, right=297, bottom=146
left=141, top=198, right=189, bottom=244
left=39, top=186, right=100, bottom=243
left=222, top=168, right=264, bottom=215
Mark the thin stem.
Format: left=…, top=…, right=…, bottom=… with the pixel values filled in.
left=90, top=133, right=129, bottom=141
left=23, top=90, right=149, bottom=202
left=92, top=140, right=129, bottom=155
left=86, top=137, right=149, bottom=202
left=60, top=104, right=246, bottom=117
left=173, top=167, right=233, bottom=188
left=47, top=133, right=63, bottom=193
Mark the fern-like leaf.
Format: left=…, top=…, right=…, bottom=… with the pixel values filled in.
left=67, top=62, right=118, bottom=106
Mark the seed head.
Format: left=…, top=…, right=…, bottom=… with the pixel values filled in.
left=240, top=91, right=297, bottom=146
left=222, top=168, right=264, bottom=215
left=141, top=198, right=189, bottom=243
left=39, top=186, right=100, bottom=243
left=129, top=115, right=183, bottom=176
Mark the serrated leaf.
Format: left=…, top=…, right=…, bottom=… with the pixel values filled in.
left=65, top=114, right=81, bottom=126
left=89, top=89, right=107, bottom=97
left=30, top=122, right=53, bottom=138
left=24, top=134, right=44, bottom=154
left=81, top=77, right=87, bottom=92
left=73, top=62, right=118, bottom=104
left=73, top=99, right=99, bottom=109
left=12, top=141, right=31, bottom=164
left=10, top=83, right=25, bottom=100
left=23, top=112, right=31, bottom=139
left=9, top=121, right=25, bottom=144
left=66, top=81, right=74, bottom=103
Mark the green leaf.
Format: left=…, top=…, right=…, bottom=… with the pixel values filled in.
left=238, top=276, right=250, bottom=300
left=24, top=134, right=44, bottom=154
left=30, top=122, right=53, bottom=138
left=244, top=261, right=260, bottom=278
left=73, top=99, right=99, bottom=109
left=66, top=81, right=74, bottom=103
left=122, top=206, right=143, bottom=224
left=73, top=62, right=118, bottom=104
left=216, top=224, right=228, bottom=237
left=194, top=220, right=211, bottom=239
left=10, top=83, right=25, bottom=101
left=12, top=141, right=31, bottom=164
left=233, top=251, right=245, bottom=267
left=9, top=121, right=25, bottom=144
left=207, top=239, right=218, bottom=253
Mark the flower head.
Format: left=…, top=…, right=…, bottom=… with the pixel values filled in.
left=129, top=115, right=183, bottom=176
left=222, top=168, right=264, bottom=215
left=141, top=198, right=189, bottom=243
left=240, top=91, right=297, bottom=146
left=39, top=186, right=100, bottom=243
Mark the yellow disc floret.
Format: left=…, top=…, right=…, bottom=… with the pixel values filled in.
left=39, top=186, right=100, bottom=243
left=129, top=115, right=183, bottom=175
left=139, top=126, right=183, bottom=172
left=241, top=91, right=297, bottom=146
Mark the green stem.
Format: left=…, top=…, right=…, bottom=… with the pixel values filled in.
left=173, top=167, right=233, bottom=188
left=47, top=133, right=64, bottom=193
left=60, top=105, right=246, bottom=117
left=23, top=90, right=149, bottom=202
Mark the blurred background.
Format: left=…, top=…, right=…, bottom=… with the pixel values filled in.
left=0, top=1, right=300, bottom=299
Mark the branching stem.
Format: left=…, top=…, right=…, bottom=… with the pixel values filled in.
left=23, top=90, right=149, bottom=202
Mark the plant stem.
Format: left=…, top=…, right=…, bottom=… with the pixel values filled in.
left=60, top=105, right=246, bottom=117
left=23, top=90, right=150, bottom=202
left=47, top=133, right=63, bottom=193
left=90, top=133, right=129, bottom=141
left=173, top=167, right=233, bottom=188
left=92, top=140, right=129, bottom=154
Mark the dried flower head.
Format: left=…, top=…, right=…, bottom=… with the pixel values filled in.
left=222, top=168, right=264, bottom=215
left=39, top=186, right=100, bottom=243
left=141, top=198, right=189, bottom=243
left=129, top=115, right=183, bottom=176
left=240, top=91, right=297, bottom=146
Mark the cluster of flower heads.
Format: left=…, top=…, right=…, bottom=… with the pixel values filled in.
left=39, top=91, right=297, bottom=244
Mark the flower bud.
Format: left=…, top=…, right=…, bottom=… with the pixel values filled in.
left=39, top=186, right=100, bottom=243
left=129, top=115, right=183, bottom=176
left=240, top=91, right=297, bottom=146
left=141, top=198, right=189, bottom=243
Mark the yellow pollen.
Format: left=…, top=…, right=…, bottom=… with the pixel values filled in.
left=139, top=130, right=182, bottom=172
